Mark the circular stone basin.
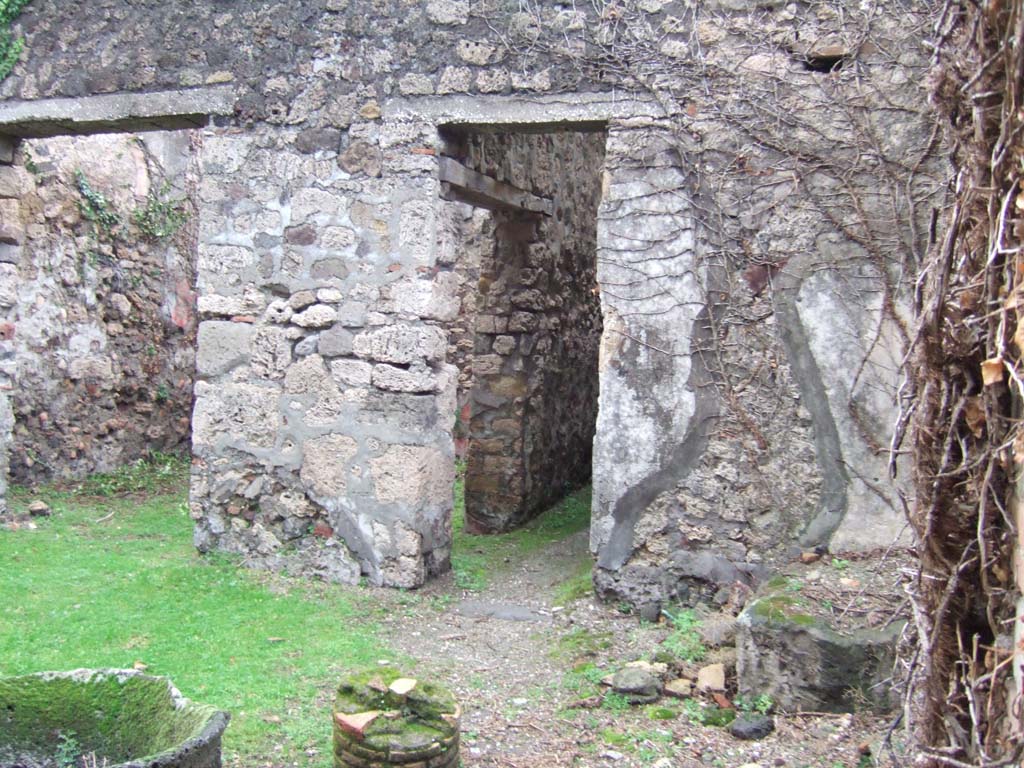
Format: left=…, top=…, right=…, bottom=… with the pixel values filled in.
left=0, top=669, right=229, bottom=768
left=332, top=670, right=460, bottom=768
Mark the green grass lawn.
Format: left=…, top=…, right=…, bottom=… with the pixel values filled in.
left=1, top=458, right=391, bottom=767
left=450, top=468, right=593, bottom=592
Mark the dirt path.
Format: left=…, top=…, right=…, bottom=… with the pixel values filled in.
left=377, top=531, right=903, bottom=768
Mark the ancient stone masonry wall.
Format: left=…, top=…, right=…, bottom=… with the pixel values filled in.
left=577, top=0, right=945, bottom=606
left=0, top=132, right=197, bottom=483
left=189, top=121, right=457, bottom=589
left=449, top=130, right=604, bottom=532
left=438, top=202, right=491, bottom=458
left=590, top=125, right=936, bottom=606
left=0, top=0, right=567, bottom=124
left=0, top=0, right=947, bottom=602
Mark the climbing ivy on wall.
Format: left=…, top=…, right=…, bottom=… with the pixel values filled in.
left=0, top=0, right=31, bottom=80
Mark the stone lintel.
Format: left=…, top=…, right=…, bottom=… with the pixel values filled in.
left=386, top=91, right=660, bottom=129
left=0, top=86, right=236, bottom=139
left=438, top=156, right=553, bottom=216
left=0, top=134, right=15, bottom=164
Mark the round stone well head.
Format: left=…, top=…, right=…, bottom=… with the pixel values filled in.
left=0, top=669, right=229, bottom=768
left=332, top=670, right=460, bottom=767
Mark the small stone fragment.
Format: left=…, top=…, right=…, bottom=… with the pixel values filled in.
left=426, top=0, right=469, bottom=25
left=334, top=710, right=380, bottom=739
left=359, top=101, right=382, bottom=120
left=27, top=500, right=50, bottom=517
left=292, top=304, right=337, bottom=329
left=295, top=127, right=342, bottom=154
left=289, top=291, right=317, bottom=310
left=389, top=677, right=417, bottom=696
left=712, top=692, right=733, bottom=709
left=624, top=660, right=668, bottom=677
left=319, top=326, right=354, bottom=358
left=698, top=612, right=738, bottom=647
left=338, top=141, right=382, bottom=177
left=664, top=678, right=693, bottom=698
left=264, top=299, right=293, bottom=324
left=800, top=551, right=821, bottom=564
left=639, top=601, right=661, bottom=623
left=696, top=663, right=726, bottom=692
left=610, top=667, right=660, bottom=703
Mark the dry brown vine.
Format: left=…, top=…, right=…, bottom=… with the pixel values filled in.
left=906, top=1, right=1023, bottom=763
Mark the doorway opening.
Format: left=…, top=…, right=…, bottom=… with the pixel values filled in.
left=438, top=123, right=607, bottom=535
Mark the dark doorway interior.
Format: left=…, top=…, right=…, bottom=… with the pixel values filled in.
left=439, top=125, right=607, bottom=533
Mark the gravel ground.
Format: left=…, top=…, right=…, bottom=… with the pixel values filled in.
left=374, top=530, right=912, bottom=768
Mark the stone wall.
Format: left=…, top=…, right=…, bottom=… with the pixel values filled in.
left=0, top=131, right=197, bottom=483
left=439, top=201, right=491, bottom=458
left=449, top=129, right=604, bottom=532
left=188, top=123, right=457, bottom=588
left=0, top=0, right=945, bottom=600
left=589, top=118, right=908, bottom=605
left=0, top=393, right=11, bottom=514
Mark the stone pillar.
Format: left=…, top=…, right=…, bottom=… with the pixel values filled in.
left=189, top=119, right=456, bottom=588
left=0, top=158, right=24, bottom=515
left=463, top=213, right=536, bottom=532
left=590, top=122, right=705, bottom=585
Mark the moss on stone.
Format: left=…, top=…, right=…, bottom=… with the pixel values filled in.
left=334, top=669, right=457, bottom=731
left=332, top=670, right=460, bottom=766
left=0, top=669, right=225, bottom=767
left=764, top=575, right=792, bottom=591
left=750, top=595, right=823, bottom=629
left=700, top=706, right=736, bottom=727
left=646, top=706, right=679, bottom=720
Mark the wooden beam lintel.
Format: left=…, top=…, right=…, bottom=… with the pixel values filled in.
left=438, top=156, right=553, bottom=216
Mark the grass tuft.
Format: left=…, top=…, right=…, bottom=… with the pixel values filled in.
left=661, top=608, right=706, bottom=663
left=553, top=555, right=594, bottom=605
left=11, top=451, right=191, bottom=502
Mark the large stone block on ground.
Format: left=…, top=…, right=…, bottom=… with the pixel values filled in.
left=736, top=585, right=903, bottom=713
